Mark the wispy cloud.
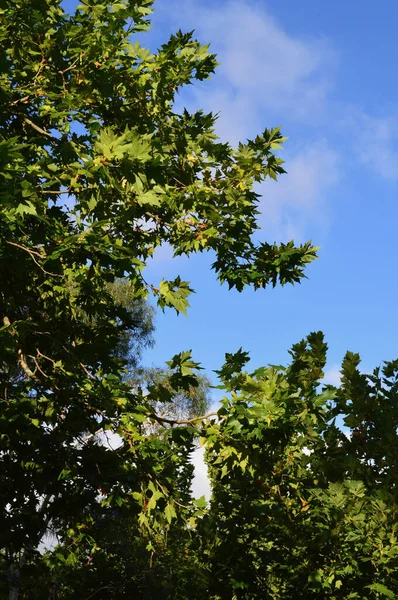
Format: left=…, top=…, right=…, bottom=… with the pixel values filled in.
left=259, top=141, right=340, bottom=240
left=349, top=111, right=398, bottom=180
left=156, top=0, right=341, bottom=238
left=162, top=0, right=337, bottom=134
left=323, top=365, right=342, bottom=387
left=161, top=1, right=398, bottom=188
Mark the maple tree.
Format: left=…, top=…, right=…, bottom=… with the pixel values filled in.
left=200, top=334, right=398, bottom=599
left=0, top=0, right=316, bottom=596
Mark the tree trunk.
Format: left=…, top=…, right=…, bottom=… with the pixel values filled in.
left=8, top=561, right=20, bottom=600
left=8, top=552, right=26, bottom=600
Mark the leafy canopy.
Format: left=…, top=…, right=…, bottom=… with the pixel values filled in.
left=0, top=0, right=317, bottom=595
left=201, top=333, right=398, bottom=599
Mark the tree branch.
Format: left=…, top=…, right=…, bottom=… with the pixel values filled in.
left=18, top=349, right=38, bottom=381
left=40, top=189, right=71, bottom=195
left=10, top=95, right=31, bottom=106
left=6, top=241, right=44, bottom=258
left=84, top=584, right=114, bottom=600
left=35, top=332, right=95, bottom=380
left=148, top=410, right=218, bottom=426
left=173, top=176, right=187, bottom=188
left=24, top=118, right=55, bottom=139
left=30, top=355, right=48, bottom=379
left=6, top=241, right=62, bottom=278
left=58, top=56, right=80, bottom=75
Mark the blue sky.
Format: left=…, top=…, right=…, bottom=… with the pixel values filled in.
left=60, top=0, right=398, bottom=389
left=59, top=0, right=398, bottom=499
left=133, top=0, right=398, bottom=392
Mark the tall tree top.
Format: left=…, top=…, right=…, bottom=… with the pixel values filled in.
left=1, top=0, right=317, bottom=318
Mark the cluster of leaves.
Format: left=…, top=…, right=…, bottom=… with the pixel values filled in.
left=199, top=333, right=398, bottom=599
left=7, top=334, right=398, bottom=599
left=130, top=364, right=212, bottom=429
left=106, top=278, right=155, bottom=369
left=0, top=0, right=316, bottom=596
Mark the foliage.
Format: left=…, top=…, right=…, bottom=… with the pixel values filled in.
left=132, top=365, right=212, bottom=428
left=5, top=0, right=394, bottom=598
left=0, top=0, right=317, bottom=596
left=106, top=278, right=155, bottom=369
left=6, top=333, right=398, bottom=599
left=200, top=333, right=398, bottom=599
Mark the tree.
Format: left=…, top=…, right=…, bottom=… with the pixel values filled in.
left=0, top=0, right=317, bottom=596
left=14, top=334, right=398, bottom=599
left=199, top=333, right=398, bottom=599
left=132, top=365, right=212, bottom=428
left=106, top=278, right=155, bottom=370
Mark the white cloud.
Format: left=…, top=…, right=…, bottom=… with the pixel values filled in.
left=161, top=0, right=336, bottom=138
left=350, top=111, right=398, bottom=180
left=323, top=365, right=342, bottom=387
left=190, top=446, right=211, bottom=500
left=147, top=142, right=340, bottom=248
left=258, top=141, right=340, bottom=239
left=155, top=0, right=340, bottom=238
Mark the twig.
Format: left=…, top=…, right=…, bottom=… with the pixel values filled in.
left=154, top=478, right=169, bottom=498
left=159, top=400, right=177, bottom=419
left=34, top=348, right=59, bottom=377
left=36, top=332, right=96, bottom=380
left=173, top=176, right=187, bottom=188
left=40, top=189, right=71, bottom=195
left=58, top=56, right=80, bottom=95
left=10, top=95, right=31, bottom=106
left=31, top=255, right=62, bottom=278
left=145, top=211, right=162, bottom=222
left=58, top=56, right=80, bottom=75
left=36, top=349, right=56, bottom=364
left=78, top=360, right=95, bottom=380
left=6, top=241, right=44, bottom=258
left=6, top=241, right=62, bottom=278
left=84, top=584, right=114, bottom=600
left=103, top=429, right=116, bottom=451
left=87, top=405, right=105, bottom=417
left=174, top=499, right=193, bottom=510
left=24, top=117, right=55, bottom=139
left=18, top=349, right=38, bottom=381
left=29, top=354, right=49, bottom=379
left=3, top=318, right=40, bottom=382
left=33, top=56, right=47, bottom=81
left=148, top=411, right=218, bottom=426
left=79, top=428, right=104, bottom=444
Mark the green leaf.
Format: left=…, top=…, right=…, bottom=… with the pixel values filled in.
left=193, top=496, right=207, bottom=509
left=136, top=189, right=161, bottom=207
left=147, top=482, right=163, bottom=512
left=366, top=584, right=395, bottom=598
left=138, top=513, right=150, bottom=530
left=158, top=277, right=194, bottom=315
left=126, top=134, right=152, bottom=162
left=166, top=350, right=202, bottom=376
left=95, top=128, right=130, bottom=160
left=164, top=502, right=177, bottom=523
left=15, top=201, right=38, bottom=216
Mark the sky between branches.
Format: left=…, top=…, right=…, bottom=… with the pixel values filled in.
left=139, top=0, right=398, bottom=391
left=60, top=0, right=398, bottom=495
